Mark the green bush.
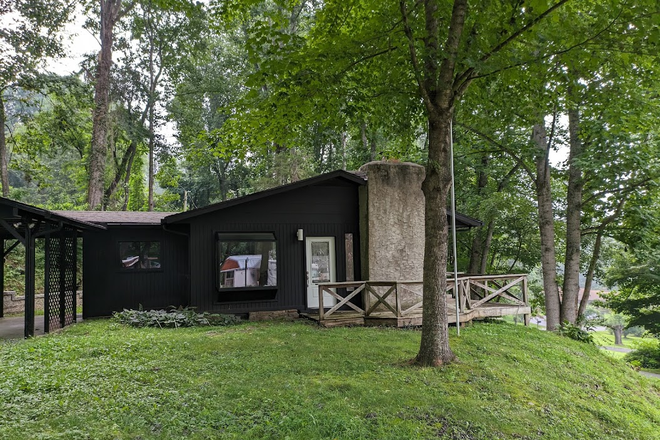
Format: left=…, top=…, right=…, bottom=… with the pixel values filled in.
left=112, top=307, right=241, bottom=328
left=559, top=321, right=594, bottom=344
left=624, top=339, right=660, bottom=369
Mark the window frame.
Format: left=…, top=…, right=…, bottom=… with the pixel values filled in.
left=215, top=232, right=278, bottom=294
left=118, top=240, right=163, bottom=272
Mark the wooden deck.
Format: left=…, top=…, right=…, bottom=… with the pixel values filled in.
left=302, top=275, right=531, bottom=328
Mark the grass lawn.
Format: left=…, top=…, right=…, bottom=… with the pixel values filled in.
left=590, top=331, right=651, bottom=349
left=1, top=320, right=660, bottom=439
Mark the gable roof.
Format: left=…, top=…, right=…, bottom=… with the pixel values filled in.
left=163, top=170, right=366, bottom=224
left=56, top=210, right=176, bottom=226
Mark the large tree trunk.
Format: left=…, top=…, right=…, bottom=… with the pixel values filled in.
left=88, top=0, right=121, bottom=210
left=533, top=122, right=561, bottom=330
left=561, top=102, right=584, bottom=324
left=417, top=113, right=456, bottom=366
left=0, top=93, right=9, bottom=197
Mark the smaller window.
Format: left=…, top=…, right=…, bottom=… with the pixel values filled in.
left=119, top=241, right=161, bottom=270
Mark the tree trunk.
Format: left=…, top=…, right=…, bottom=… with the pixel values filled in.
left=533, top=121, right=561, bottom=330
left=340, top=131, right=347, bottom=170
left=416, top=113, right=456, bottom=366
left=613, top=326, right=623, bottom=346
left=561, top=102, right=584, bottom=324
left=88, top=0, right=121, bottom=210
left=467, top=155, right=489, bottom=274
left=361, top=122, right=369, bottom=160
left=147, top=6, right=156, bottom=212
left=121, top=144, right=136, bottom=211
left=0, top=93, right=9, bottom=197
left=148, top=110, right=155, bottom=211
left=104, top=139, right=138, bottom=208
left=479, top=220, right=496, bottom=273
left=578, top=230, right=602, bottom=320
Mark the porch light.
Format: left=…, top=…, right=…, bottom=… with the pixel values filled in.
left=296, top=229, right=304, bottom=241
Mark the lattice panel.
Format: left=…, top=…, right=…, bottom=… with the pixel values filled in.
left=63, top=232, right=77, bottom=326
left=44, top=229, right=77, bottom=332
left=46, top=236, right=62, bottom=332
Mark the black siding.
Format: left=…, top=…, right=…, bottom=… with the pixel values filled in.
left=82, top=226, right=188, bottom=317
left=184, top=181, right=361, bottom=314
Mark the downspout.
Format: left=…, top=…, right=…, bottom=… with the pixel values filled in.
left=450, top=120, right=460, bottom=335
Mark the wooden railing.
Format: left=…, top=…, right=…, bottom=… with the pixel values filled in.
left=317, top=274, right=529, bottom=321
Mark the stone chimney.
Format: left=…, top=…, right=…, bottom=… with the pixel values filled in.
left=359, top=161, right=425, bottom=281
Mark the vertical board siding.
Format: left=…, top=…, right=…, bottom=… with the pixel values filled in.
left=186, top=182, right=361, bottom=314
left=83, top=226, right=188, bottom=317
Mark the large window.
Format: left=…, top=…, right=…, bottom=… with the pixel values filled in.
left=119, top=241, right=161, bottom=270
left=216, top=233, right=277, bottom=290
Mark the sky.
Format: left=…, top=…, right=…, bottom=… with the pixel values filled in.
left=47, top=12, right=99, bottom=75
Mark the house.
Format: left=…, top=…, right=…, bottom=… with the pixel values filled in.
left=57, top=161, right=482, bottom=318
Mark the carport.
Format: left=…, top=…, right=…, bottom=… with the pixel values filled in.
left=0, top=198, right=103, bottom=338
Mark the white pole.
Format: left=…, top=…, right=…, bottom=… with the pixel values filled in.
left=450, top=120, right=460, bottom=336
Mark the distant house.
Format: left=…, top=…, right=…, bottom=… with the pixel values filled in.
left=53, top=162, right=481, bottom=318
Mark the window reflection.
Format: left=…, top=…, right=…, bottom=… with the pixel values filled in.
left=217, top=234, right=277, bottom=289
left=119, top=242, right=161, bottom=270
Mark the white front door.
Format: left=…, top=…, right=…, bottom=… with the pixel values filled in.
left=306, top=237, right=336, bottom=309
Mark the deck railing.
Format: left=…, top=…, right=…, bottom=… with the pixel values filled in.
left=317, top=274, right=529, bottom=322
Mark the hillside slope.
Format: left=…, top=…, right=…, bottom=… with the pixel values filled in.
left=0, top=320, right=659, bottom=439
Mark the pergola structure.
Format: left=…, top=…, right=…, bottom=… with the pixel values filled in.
left=0, top=198, right=102, bottom=338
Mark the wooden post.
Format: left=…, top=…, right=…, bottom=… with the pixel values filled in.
left=44, top=235, right=51, bottom=333
left=363, top=281, right=370, bottom=315
left=72, top=232, right=77, bottom=323
left=0, top=238, right=3, bottom=318
left=395, top=282, right=401, bottom=317
left=522, top=276, right=530, bottom=326
left=24, top=222, right=35, bottom=338
left=59, top=234, right=67, bottom=328
left=318, top=284, right=324, bottom=321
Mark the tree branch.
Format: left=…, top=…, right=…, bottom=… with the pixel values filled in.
left=400, top=0, right=434, bottom=114
left=457, top=122, right=535, bottom=181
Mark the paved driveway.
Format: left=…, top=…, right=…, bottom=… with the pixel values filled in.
left=0, top=316, right=46, bottom=340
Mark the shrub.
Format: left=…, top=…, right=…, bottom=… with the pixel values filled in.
left=112, top=307, right=241, bottom=328
left=558, top=322, right=594, bottom=344
left=624, top=339, right=660, bottom=369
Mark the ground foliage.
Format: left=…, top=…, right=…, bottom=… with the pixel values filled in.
left=112, top=307, right=241, bottom=328
left=625, top=339, right=660, bottom=370
left=0, top=320, right=659, bottom=439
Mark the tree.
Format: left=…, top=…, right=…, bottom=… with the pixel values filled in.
left=0, top=0, right=74, bottom=196
left=604, top=218, right=660, bottom=336
left=87, top=0, right=135, bottom=209
left=219, top=0, right=591, bottom=365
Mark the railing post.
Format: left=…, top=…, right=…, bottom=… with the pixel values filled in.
left=522, top=276, right=530, bottom=326
left=363, top=282, right=370, bottom=316
left=395, top=282, right=401, bottom=317
left=318, top=284, right=324, bottom=321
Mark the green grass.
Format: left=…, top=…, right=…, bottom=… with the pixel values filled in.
left=591, top=331, right=649, bottom=349
left=1, top=320, right=660, bottom=439
left=600, top=349, right=626, bottom=359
